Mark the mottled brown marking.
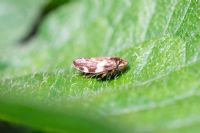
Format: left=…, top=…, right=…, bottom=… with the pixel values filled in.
left=73, top=57, right=128, bottom=79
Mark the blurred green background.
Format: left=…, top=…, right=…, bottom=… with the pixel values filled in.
left=0, top=0, right=200, bottom=132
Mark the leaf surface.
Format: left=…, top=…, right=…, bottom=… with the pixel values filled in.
left=0, top=0, right=200, bottom=132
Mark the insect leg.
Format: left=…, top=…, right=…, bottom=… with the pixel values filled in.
left=101, top=73, right=107, bottom=78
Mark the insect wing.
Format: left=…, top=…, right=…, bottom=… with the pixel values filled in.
left=73, top=58, right=117, bottom=74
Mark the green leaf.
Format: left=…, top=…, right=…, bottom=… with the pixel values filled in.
left=0, top=0, right=45, bottom=49
left=0, top=0, right=200, bottom=132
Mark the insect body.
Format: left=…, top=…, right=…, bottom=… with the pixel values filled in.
left=73, top=57, right=128, bottom=79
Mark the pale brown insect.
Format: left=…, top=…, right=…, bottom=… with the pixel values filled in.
left=73, top=57, right=128, bottom=79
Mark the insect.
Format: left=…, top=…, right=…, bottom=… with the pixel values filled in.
left=73, top=57, right=128, bottom=79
